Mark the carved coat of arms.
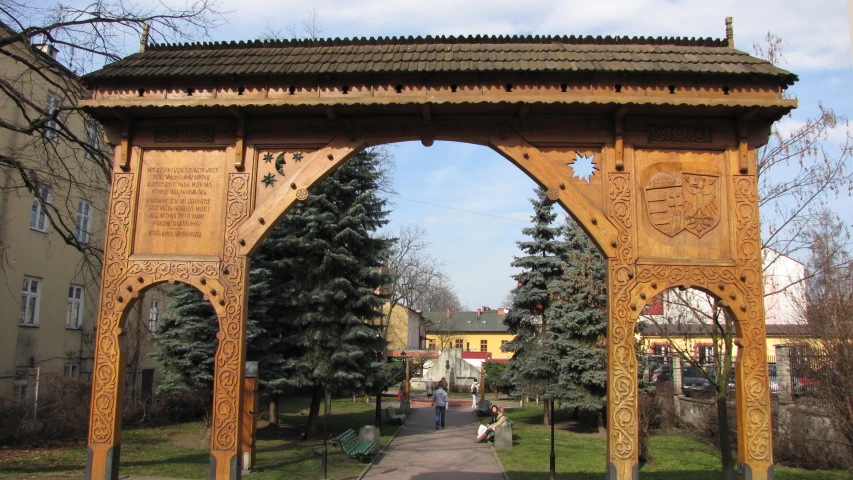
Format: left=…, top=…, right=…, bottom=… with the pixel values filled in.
left=644, top=172, right=721, bottom=238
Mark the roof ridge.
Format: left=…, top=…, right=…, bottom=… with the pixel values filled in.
left=147, top=34, right=730, bottom=52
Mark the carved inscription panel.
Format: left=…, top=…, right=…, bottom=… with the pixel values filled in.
left=635, top=149, right=733, bottom=263
left=133, top=150, right=227, bottom=256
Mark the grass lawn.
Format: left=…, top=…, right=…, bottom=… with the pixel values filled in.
left=483, top=404, right=853, bottom=480
left=0, top=397, right=404, bottom=479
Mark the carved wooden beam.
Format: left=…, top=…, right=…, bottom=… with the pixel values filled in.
left=324, top=106, right=337, bottom=121
left=518, top=103, right=530, bottom=120
left=119, top=122, right=131, bottom=171
left=738, top=121, right=749, bottom=174
left=229, top=109, right=246, bottom=170
left=614, top=107, right=629, bottom=171
left=422, top=103, right=432, bottom=120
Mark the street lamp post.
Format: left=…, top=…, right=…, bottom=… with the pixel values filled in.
left=322, top=388, right=330, bottom=480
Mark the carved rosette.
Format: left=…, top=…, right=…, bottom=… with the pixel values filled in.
left=733, top=176, right=772, bottom=463
left=606, top=172, right=638, bottom=461
left=89, top=173, right=134, bottom=445
left=210, top=173, right=250, bottom=453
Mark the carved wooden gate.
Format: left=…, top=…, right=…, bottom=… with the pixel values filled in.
left=80, top=33, right=796, bottom=480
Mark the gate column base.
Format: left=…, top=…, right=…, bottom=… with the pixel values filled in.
left=85, top=444, right=121, bottom=480
left=606, top=460, right=638, bottom=480
left=209, top=451, right=240, bottom=480
left=740, top=461, right=774, bottom=480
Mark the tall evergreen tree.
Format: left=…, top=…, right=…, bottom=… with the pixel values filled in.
left=503, top=187, right=566, bottom=425
left=548, top=219, right=607, bottom=415
left=153, top=149, right=393, bottom=433
left=256, top=149, right=393, bottom=436
left=151, top=265, right=289, bottom=421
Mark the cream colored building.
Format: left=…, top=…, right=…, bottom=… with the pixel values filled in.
left=423, top=308, right=515, bottom=360
left=381, top=302, right=426, bottom=352
left=0, top=25, right=167, bottom=404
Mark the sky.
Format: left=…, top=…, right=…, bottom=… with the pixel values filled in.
left=140, top=1, right=853, bottom=309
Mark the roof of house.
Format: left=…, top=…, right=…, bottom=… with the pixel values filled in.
left=82, top=34, right=796, bottom=85
left=423, top=310, right=510, bottom=333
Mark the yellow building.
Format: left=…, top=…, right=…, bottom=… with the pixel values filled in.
left=381, top=302, right=426, bottom=352
left=423, top=308, right=515, bottom=360
left=0, top=25, right=167, bottom=403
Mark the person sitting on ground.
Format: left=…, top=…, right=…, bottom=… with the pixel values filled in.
left=476, top=407, right=508, bottom=443
left=489, top=404, right=499, bottom=423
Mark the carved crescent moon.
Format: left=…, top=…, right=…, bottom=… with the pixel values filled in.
left=275, top=153, right=286, bottom=176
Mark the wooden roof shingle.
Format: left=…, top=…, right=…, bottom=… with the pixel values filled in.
left=83, top=34, right=796, bottom=86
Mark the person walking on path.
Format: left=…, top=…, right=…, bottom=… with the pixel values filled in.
left=433, top=382, right=449, bottom=429
left=471, top=381, right=479, bottom=408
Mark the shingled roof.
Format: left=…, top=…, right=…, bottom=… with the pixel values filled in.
left=423, top=310, right=510, bottom=333
left=82, top=34, right=796, bottom=86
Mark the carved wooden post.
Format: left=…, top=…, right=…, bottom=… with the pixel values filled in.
left=210, top=172, right=252, bottom=479
left=605, top=172, right=639, bottom=480
left=731, top=175, right=774, bottom=480
left=86, top=172, right=136, bottom=480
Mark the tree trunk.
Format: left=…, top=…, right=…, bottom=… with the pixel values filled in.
left=717, top=395, right=735, bottom=480
left=543, top=398, right=552, bottom=426
left=572, top=406, right=580, bottom=420
left=305, top=387, right=323, bottom=438
left=494, top=387, right=499, bottom=400
left=268, top=397, right=279, bottom=426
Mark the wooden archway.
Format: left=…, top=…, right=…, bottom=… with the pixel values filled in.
left=80, top=34, right=796, bottom=480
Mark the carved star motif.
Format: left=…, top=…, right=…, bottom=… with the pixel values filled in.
left=262, top=173, right=277, bottom=187
left=568, top=153, right=598, bottom=184
left=292, top=152, right=303, bottom=162
left=263, top=152, right=273, bottom=163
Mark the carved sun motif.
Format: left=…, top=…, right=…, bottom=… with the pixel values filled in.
left=263, top=152, right=273, bottom=163
left=569, top=153, right=597, bottom=183
left=275, top=153, right=286, bottom=176
left=262, top=173, right=277, bottom=187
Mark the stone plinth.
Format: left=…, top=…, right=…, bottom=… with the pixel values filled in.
left=359, top=425, right=380, bottom=452
left=494, top=426, right=512, bottom=450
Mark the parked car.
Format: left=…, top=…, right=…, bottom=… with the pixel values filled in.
left=681, top=366, right=715, bottom=397
left=727, top=363, right=778, bottom=394
left=652, top=364, right=715, bottom=397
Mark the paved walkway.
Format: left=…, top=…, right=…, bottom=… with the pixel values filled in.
left=362, top=406, right=505, bottom=480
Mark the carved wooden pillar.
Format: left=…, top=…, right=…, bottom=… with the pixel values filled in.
left=605, top=172, right=639, bottom=480
left=86, top=173, right=136, bottom=480
left=209, top=173, right=252, bottom=479
left=731, top=175, right=774, bottom=480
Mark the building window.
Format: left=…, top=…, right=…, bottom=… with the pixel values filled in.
left=697, top=345, right=714, bottom=366
left=64, top=364, right=79, bottom=378
left=13, top=379, right=29, bottom=403
left=45, top=92, right=60, bottom=141
left=29, top=186, right=51, bottom=232
left=148, top=299, right=160, bottom=332
left=427, top=339, right=436, bottom=350
left=454, top=339, right=463, bottom=349
left=653, top=343, right=671, bottom=360
left=66, top=284, right=84, bottom=329
left=75, top=200, right=91, bottom=242
left=480, top=340, right=488, bottom=352
left=20, top=276, right=41, bottom=326
left=501, top=340, right=508, bottom=349
left=85, top=119, right=99, bottom=160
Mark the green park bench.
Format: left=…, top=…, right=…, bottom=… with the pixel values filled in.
left=385, top=406, right=406, bottom=425
left=335, top=429, right=375, bottom=460
left=475, top=400, right=492, bottom=416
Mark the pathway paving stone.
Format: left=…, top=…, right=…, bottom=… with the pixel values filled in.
left=362, top=405, right=505, bottom=480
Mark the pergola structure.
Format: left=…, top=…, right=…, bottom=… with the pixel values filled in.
left=79, top=26, right=796, bottom=480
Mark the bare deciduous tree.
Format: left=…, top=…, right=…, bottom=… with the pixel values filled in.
left=0, top=0, right=225, bottom=277
left=378, top=224, right=456, bottom=350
